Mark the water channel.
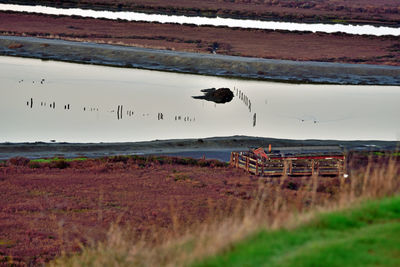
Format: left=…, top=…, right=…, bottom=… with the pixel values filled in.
left=1, top=56, right=399, bottom=143
left=0, top=4, right=399, bottom=36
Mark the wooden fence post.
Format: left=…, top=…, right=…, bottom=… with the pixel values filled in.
left=256, top=161, right=259, bottom=175
left=261, top=161, right=264, bottom=176
left=338, top=159, right=344, bottom=177
left=236, top=153, right=239, bottom=168
left=311, top=160, right=315, bottom=175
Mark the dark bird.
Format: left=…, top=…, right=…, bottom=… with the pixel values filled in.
left=192, top=88, right=234, bottom=104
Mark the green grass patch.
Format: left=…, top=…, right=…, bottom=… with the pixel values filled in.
left=374, top=152, right=400, bottom=157
left=174, top=173, right=192, bottom=181
left=30, top=157, right=88, bottom=163
left=28, top=157, right=88, bottom=169
left=194, top=196, right=400, bottom=267
left=29, top=190, right=50, bottom=196
left=331, top=19, right=348, bottom=24
left=0, top=239, right=14, bottom=246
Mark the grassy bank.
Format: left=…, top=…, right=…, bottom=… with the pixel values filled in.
left=195, top=195, right=400, bottom=267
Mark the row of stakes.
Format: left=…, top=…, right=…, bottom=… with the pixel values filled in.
left=26, top=98, right=196, bottom=122
left=19, top=79, right=46, bottom=84
left=26, top=98, right=76, bottom=110
left=234, top=87, right=256, bottom=127
left=234, top=87, right=252, bottom=113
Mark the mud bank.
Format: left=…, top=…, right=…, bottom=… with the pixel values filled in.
left=1, top=136, right=398, bottom=161
left=2, top=0, right=400, bottom=26
left=1, top=35, right=400, bottom=85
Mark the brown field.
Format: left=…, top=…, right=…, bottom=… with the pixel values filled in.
left=1, top=153, right=398, bottom=265
left=5, top=0, right=400, bottom=25
left=0, top=154, right=353, bottom=265
left=1, top=12, right=400, bottom=66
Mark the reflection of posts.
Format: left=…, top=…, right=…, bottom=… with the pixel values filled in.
left=253, top=113, right=256, bottom=127
left=117, top=105, right=123, bottom=120
left=174, top=115, right=195, bottom=122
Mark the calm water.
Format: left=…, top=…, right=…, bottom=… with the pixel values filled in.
left=0, top=4, right=399, bottom=36
left=0, top=56, right=399, bottom=142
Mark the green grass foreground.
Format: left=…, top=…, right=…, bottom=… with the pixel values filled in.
left=30, top=157, right=88, bottom=163
left=194, top=195, right=400, bottom=267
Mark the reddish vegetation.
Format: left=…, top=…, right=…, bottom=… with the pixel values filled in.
left=6, top=0, right=400, bottom=25
left=1, top=12, right=400, bottom=66
left=0, top=155, right=341, bottom=265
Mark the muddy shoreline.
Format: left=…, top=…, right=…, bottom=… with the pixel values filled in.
left=1, top=35, right=400, bottom=85
left=1, top=136, right=398, bottom=161
left=2, top=0, right=400, bottom=26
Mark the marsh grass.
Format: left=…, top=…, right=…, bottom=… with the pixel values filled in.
left=50, top=156, right=400, bottom=267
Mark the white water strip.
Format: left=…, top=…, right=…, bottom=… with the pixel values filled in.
left=1, top=3, right=400, bottom=36
left=1, top=56, right=400, bottom=142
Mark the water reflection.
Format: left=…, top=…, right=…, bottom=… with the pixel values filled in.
left=1, top=56, right=399, bottom=142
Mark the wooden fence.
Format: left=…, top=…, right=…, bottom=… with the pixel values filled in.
left=230, top=152, right=345, bottom=176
